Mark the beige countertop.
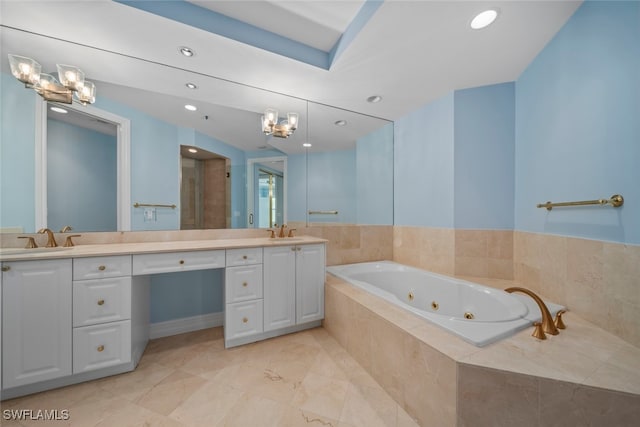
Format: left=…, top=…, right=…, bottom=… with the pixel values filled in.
left=0, top=235, right=327, bottom=261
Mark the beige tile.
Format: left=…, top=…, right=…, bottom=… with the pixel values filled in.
left=133, top=370, right=206, bottom=416
left=457, top=364, right=539, bottom=427
left=487, top=230, right=513, bottom=260
left=169, top=380, right=244, bottom=427
left=455, top=230, right=488, bottom=257
left=454, top=255, right=488, bottom=277
left=94, top=362, right=174, bottom=402
left=488, top=258, right=514, bottom=279
left=291, top=372, right=350, bottom=421
left=278, top=406, right=339, bottom=427
left=217, top=392, right=288, bottom=427
left=340, top=383, right=397, bottom=427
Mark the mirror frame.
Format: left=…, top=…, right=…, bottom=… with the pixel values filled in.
left=35, top=99, right=132, bottom=231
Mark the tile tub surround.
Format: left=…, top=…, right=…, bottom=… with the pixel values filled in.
left=514, top=231, right=640, bottom=349
left=324, top=274, right=640, bottom=427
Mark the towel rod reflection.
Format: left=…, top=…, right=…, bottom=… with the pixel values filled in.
left=536, top=194, right=623, bottom=211
left=133, top=202, right=177, bottom=209
left=309, top=210, right=338, bottom=215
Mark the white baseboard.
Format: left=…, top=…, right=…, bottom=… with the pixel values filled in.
left=150, top=312, right=224, bottom=339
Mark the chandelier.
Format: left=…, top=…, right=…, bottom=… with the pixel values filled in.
left=8, top=54, right=96, bottom=105
left=261, top=108, right=298, bottom=138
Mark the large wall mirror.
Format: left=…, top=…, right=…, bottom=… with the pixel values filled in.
left=0, top=23, right=393, bottom=233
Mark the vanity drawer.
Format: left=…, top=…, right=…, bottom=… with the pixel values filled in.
left=73, top=277, right=131, bottom=327
left=132, top=250, right=225, bottom=275
left=225, top=265, right=263, bottom=303
left=73, top=255, right=132, bottom=280
left=73, top=320, right=131, bottom=374
left=226, top=248, right=263, bottom=267
left=225, top=300, right=263, bottom=340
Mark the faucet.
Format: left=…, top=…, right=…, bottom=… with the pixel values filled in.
left=38, top=228, right=58, bottom=247
left=505, top=287, right=559, bottom=339
left=60, top=225, right=73, bottom=233
left=278, top=224, right=287, bottom=238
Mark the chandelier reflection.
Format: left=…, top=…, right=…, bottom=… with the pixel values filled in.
left=261, top=108, right=298, bottom=138
left=8, top=54, right=96, bottom=105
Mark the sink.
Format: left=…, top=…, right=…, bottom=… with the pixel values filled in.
left=0, top=247, right=71, bottom=255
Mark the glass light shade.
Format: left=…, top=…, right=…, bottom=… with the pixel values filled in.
left=75, top=80, right=96, bottom=104
left=8, top=54, right=41, bottom=85
left=287, top=112, right=298, bottom=130
left=261, top=115, right=271, bottom=134
left=264, top=108, right=278, bottom=126
left=56, top=64, right=85, bottom=91
left=35, top=73, right=72, bottom=103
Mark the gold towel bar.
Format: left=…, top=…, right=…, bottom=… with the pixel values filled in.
left=133, top=202, right=177, bottom=209
left=536, top=194, right=623, bottom=211
left=308, top=210, right=339, bottom=215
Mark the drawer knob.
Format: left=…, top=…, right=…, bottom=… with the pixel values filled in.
left=242, top=282, right=248, bottom=287
left=242, top=317, right=248, bottom=324
left=97, top=299, right=105, bottom=306
left=98, top=265, right=106, bottom=271
left=179, top=260, right=185, bottom=265
left=242, top=255, right=248, bottom=260
left=1, top=266, right=10, bottom=272
left=97, top=345, right=105, bottom=352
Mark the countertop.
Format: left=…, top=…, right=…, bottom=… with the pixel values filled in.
left=0, top=236, right=327, bottom=261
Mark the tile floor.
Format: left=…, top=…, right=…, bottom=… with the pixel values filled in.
left=2, top=327, right=420, bottom=427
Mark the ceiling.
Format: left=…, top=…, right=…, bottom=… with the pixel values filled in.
left=0, top=0, right=582, bottom=153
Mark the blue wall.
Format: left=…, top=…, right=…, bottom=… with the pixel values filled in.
left=515, top=1, right=640, bottom=243
left=288, top=152, right=307, bottom=222
left=454, top=83, right=515, bottom=230
left=1, top=73, right=36, bottom=232
left=47, top=119, right=117, bottom=231
left=394, top=92, right=455, bottom=228
left=357, top=122, right=394, bottom=225
left=307, top=149, right=357, bottom=224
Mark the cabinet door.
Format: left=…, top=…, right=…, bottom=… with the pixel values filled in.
left=296, top=244, right=326, bottom=324
left=2, top=259, right=72, bottom=388
left=263, top=246, right=296, bottom=331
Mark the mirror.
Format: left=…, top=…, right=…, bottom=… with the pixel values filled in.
left=0, top=23, right=393, bottom=233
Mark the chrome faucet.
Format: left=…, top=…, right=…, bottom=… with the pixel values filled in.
left=37, top=228, right=58, bottom=247
left=505, top=287, right=559, bottom=339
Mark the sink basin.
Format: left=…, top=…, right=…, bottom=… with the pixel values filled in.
left=0, top=247, right=71, bottom=255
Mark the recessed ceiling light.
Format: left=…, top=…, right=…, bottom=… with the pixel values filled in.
left=188, top=148, right=198, bottom=154
left=367, top=95, right=382, bottom=103
left=185, top=83, right=197, bottom=89
left=179, top=46, right=195, bottom=57
left=303, top=143, right=312, bottom=147
left=50, top=106, right=68, bottom=114
left=470, top=10, right=498, bottom=30
left=184, top=104, right=197, bottom=111
left=334, top=120, right=347, bottom=126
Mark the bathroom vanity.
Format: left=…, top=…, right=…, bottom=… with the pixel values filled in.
left=0, top=236, right=326, bottom=399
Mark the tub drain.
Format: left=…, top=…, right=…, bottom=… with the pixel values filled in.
left=431, top=301, right=439, bottom=310
left=408, top=292, right=414, bottom=301
left=464, top=312, right=475, bottom=320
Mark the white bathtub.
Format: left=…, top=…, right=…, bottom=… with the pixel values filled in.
left=327, top=261, right=565, bottom=347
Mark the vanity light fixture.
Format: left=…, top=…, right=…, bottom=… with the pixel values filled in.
left=185, top=82, right=197, bottom=89
left=470, top=9, right=498, bottom=30
left=261, top=108, right=298, bottom=138
left=367, top=95, right=382, bottom=103
left=184, top=104, right=197, bottom=111
left=188, top=148, right=198, bottom=153
left=334, top=120, right=347, bottom=126
left=179, top=47, right=195, bottom=57
left=8, top=54, right=96, bottom=105
left=50, top=106, right=68, bottom=114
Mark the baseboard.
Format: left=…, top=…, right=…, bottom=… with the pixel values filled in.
left=150, top=312, right=224, bottom=339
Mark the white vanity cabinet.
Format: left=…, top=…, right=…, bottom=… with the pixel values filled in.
left=1, top=259, right=72, bottom=388
left=224, top=248, right=264, bottom=346
left=263, top=244, right=325, bottom=331
left=72, top=256, right=132, bottom=374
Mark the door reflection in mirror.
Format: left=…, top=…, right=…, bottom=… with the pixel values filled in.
left=180, top=145, right=231, bottom=230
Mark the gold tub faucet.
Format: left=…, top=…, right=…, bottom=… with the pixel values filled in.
left=37, top=228, right=58, bottom=247
left=505, top=287, right=559, bottom=339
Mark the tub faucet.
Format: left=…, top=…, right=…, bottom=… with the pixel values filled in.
left=38, top=228, right=58, bottom=247
left=505, top=287, right=559, bottom=339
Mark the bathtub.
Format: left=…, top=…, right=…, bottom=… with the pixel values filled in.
left=327, top=261, right=565, bottom=347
